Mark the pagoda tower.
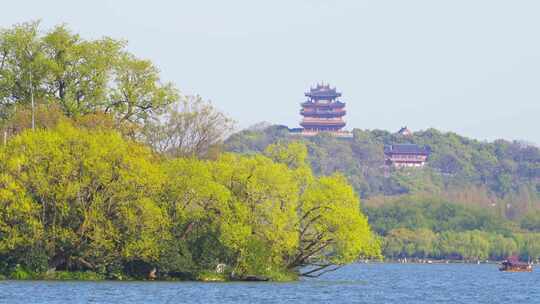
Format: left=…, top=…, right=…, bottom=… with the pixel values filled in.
left=300, top=83, right=346, bottom=134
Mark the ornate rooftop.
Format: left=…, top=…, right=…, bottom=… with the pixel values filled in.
left=305, top=83, right=342, bottom=99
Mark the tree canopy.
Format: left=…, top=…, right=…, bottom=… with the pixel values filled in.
left=0, top=124, right=379, bottom=280
left=0, top=21, right=178, bottom=133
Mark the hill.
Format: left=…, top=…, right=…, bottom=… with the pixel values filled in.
left=225, top=125, right=540, bottom=219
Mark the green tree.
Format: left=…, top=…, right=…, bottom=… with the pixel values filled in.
left=488, top=234, right=517, bottom=260
left=160, top=158, right=232, bottom=273
left=0, top=21, right=49, bottom=126
left=0, top=122, right=168, bottom=274
left=290, top=174, right=380, bottom=277
left=1, top=21, right=178, bottom=136
left=520, top=210, right=540, bottom=232
left=42, top=24, right=122, bottom=116
left=211, top=153, right=300, bottom=278
left=515, top=233, right=540, bottom=261
left=265, top=141, right=308, bottom=170
left=0, top=173, right=44, bottom=272
left=107, top=53, right=178, bottom=125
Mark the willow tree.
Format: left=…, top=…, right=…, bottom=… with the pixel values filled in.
left=289, top=174, right=381, bottom=277
left=0, top=122, right=169, bottom=273
left=162, top=149, right=380, bottom=279
left=265, top=142, right=381, bottom=277
left=212, top=154, right=301, bottom=277
left=159, top=158, right=232, bottom=274
left=209, top=144, right=380, bottom=278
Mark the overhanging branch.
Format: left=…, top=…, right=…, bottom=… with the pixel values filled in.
left=300, top=264, right=342, bottom=278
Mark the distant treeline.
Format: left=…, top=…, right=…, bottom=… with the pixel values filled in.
left=364, top=196, right=540, bottom=261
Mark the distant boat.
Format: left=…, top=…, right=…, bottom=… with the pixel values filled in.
left=499, top=256, right=533, bottom=272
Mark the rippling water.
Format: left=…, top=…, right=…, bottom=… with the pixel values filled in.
left=1, top=263, right=539, bottom=304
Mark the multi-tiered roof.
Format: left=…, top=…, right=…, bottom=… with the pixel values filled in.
left=300, top=84, right=346, bottom=132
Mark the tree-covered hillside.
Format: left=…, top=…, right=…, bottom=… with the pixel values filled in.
left=225, top=125, right=540, bottom=219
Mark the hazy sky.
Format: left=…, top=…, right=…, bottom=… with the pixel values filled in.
left=2, top=1, right=539, bottom=143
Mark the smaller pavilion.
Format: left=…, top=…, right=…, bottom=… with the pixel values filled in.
left=384, top=144, right=430, bottom=168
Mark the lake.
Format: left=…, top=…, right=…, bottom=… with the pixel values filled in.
left=1, top=263, right=539, bottom=304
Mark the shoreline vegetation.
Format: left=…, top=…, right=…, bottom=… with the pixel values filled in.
left=0, top=123, right=380, bottom=282
left=0, top=22, right=380, bottom=282
left=1, top=259, right=532, bottom=283
left=1, top=21, right=540, bottom=282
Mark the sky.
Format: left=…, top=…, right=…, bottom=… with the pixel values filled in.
left=2, top=0, right=540, bottom=143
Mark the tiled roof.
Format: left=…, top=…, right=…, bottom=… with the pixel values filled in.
left=305, top=83, right=342, bottom=98
left=384, top=144, right=430, bottom=155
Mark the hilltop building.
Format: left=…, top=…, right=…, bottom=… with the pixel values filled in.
left=397, top=126, right=413, bottom=136
left=384, top=144, right=430, bottom=168
left=296, top=83, right=350, bottom=137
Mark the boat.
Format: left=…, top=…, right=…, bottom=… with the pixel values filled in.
left=499, top=256, right=533, bottom=272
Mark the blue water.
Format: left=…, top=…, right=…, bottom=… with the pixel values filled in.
left=1, top=263, right=539, bottom=304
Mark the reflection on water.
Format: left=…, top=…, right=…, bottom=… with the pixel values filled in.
left=0, top=264, right=539, bottom=304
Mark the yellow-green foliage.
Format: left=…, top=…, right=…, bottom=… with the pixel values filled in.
left=0, top=122, right=168, bottom=274
left=297, top=175, right=381, bottom=266
left=0, top=124, right=379, bottom=280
